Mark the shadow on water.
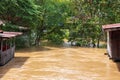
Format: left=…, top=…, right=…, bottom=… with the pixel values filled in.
left=0, top=57, right=29, bottom=78
left=115, top=61, right=120, bottom=72
left=16, top=43, right=73, bottom=53
left=16, top=46, right=52, bottom=53
left=111, top=59, right=120, bottom=72
left=16, top=42, right=98, bottom=53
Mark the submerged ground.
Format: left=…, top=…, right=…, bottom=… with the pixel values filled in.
left=0, top=46, right=120, bottom=80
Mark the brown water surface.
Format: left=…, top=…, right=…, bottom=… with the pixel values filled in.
left=0, top=46, right=120, bottom=80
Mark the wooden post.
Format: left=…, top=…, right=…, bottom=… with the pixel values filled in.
left=0, top=38, right=3, bottom=52
left=13, top=37, right=15, bottom=47
left=0, top=38, right=2, bottom=60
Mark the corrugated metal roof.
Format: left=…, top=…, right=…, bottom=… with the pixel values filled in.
left=3, top=32, right=22, bottom=35
left=102, top=23, right=120, bottom=31
left=0, top=34, right=16, bottom=38
left=0, top=30, right=22, bottom=38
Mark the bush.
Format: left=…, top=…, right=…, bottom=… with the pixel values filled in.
left=47, top=33, right=64, bottom=45
left=75, top=38, right=88, bottom=47
left=15, top=36, right=28, bottom=49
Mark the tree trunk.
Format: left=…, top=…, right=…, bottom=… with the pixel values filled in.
left=97, top=38, right=100, bottom=48
left=35, top=31, right=41, bottom=46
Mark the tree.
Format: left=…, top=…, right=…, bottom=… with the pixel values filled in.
left=34, top=0, right=71, bottom=45
left=0, top=0, right=39, bottom=27
left=0, top=0, right=40, bottom=47
left=68, top=0, right=120, bottom=47
left=0, top=0, right=119, bottom=47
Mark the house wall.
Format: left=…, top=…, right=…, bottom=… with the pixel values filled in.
left=107, top=31, right=112, bottom=58
left=110, top=30, right=120, bottom=60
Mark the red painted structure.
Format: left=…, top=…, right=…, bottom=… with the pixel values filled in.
left=102, top=23, right=120, bottom=61
left=0, top=30, right=22, bottom=65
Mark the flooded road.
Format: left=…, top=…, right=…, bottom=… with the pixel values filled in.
left=0, top=46, right=120, bottom=80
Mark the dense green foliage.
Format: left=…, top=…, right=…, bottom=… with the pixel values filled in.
left=68, top=0, right=120, bottom=47
left=0, top=0, right=120, bottom=48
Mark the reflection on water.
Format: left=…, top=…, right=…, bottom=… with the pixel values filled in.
left=0, top=46, right=120, bottom=80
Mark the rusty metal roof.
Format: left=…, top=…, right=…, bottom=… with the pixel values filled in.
left=0, top=30, right=22, bottom=38
left=0, top=34, right=16, bottom=38
left=102, top=23, right=120, bottom=31
left=3, top=32, right=22, bottom=35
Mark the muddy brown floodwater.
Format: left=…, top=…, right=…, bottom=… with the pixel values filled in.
left=0, top=46, right=120, bottom=80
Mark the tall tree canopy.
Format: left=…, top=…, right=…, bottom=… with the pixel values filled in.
left=0, top=0, right=119, bottom=47
left=0, top=0, right=39, bottom=27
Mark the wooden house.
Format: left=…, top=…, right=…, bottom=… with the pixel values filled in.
left=0, top=30, right=22, bottom=65
left=102, top=23, right=120, bottom=61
